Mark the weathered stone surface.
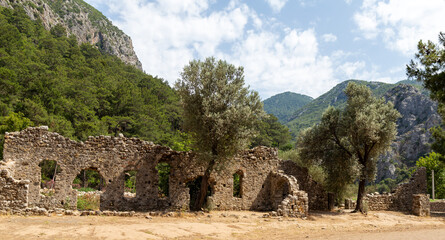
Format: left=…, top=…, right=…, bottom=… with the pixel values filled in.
left=365, top=167, right=427, bottom=213
left=0, top=169, right=29, bottom=210
left=430, top=200, right=445, bottom=212
left=0, top=127, right=313, bottom=217
left=412, top=194, right=430, bottom=216
left=279, top=161, right=328, bottom=210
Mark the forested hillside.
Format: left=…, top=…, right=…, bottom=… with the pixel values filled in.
left=263, top=91, right=313, bottom=123
left=0, top=6, right=185, bottom=156
left=286, top=80, right=424, bottom=137
left=0, top=0, right=142, bottom=69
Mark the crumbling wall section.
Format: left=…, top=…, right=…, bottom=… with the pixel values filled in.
left=0, top=169, right=29, bottom=211
left=279, top=160, right=328, bottom=210
left=269, top=171, right=308, bottom=217
left=365, top=167, right=427, bottom=212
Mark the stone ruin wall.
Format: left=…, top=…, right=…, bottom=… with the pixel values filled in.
left=0, top=127, right=320, bottom=217
left=430, top=200, right=445, bottom=212
left=0, top=169, right=29, bottom=211
left=364, top=167, right=427, bottom=213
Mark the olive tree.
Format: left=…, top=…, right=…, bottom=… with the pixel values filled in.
left=175, top=57, right=265, bottom=210
left=298, top=82, right=400, bottom=212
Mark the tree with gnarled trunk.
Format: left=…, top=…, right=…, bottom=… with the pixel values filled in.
left=175, top=57, right=265, bottom=210
left=298, top=82, right=400, bottom=213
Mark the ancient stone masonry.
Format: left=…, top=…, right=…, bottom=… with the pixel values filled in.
left=430, top=200, right=445, bottom=212
left=412, top=194, right=430, bottom=216
left=0, top=127, right=317, bottom=217
left=364, top=167, right=427, bottom=212
left=279, top=161, right=328, bottom=210
left=0, top=169, right=29, bottom=211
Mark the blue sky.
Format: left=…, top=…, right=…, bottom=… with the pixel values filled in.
left=84, top=0, right=445, bottom=99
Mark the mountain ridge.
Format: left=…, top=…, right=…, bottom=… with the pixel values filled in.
left=263, top=91, right=313, bottom=123
left=0, top=0, right=142, bottom=70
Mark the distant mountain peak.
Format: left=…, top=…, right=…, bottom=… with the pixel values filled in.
left=263, top=91, right=313, bottom=123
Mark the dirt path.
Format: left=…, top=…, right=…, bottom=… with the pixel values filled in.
left=0, top=211, right=444, bottom=239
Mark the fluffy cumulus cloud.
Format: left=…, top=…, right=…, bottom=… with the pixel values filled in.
left=227, top=29, right=336, bottom=98
left=265, top=0, right=288, bottom=13
left=85, top=0, right=339, bottom=99
left=354, top=0, right=445, bottom=55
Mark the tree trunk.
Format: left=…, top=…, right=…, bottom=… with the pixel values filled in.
left=353, top=179, right=366, bottom=213
left=328, top=192, right=335, bottom=211
left=193, top=159, right=215, bottom=211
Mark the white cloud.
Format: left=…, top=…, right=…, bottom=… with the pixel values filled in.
left=354, top=0, right=445, bottom=55
left=322, top=33, right=337, bottom=42
left=227, top=29, right=337, bottom=98
left=345, top=0, right=353, bottom=4
left=87, top=0, right=250, bottom=84
left=265, top=0, right=288, bottom=13
left=85, top=0, right=340, bottom=99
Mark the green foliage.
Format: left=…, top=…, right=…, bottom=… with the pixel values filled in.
left=73, top=169, right=105, bottom=190
left=278, top=149, right=326, bottom=184
left=38, top=160, right=61, bottom=184
left=286, top=80, right=425, bottom=138
left=175, top=57, right=266, bottom=164
left=156, top=163, right=170, bottom=198
left=417, top=152, right=445, bottom=198
left=250, top=114, right=292, bottom=150
left=263, top=91, right=313, bottom=123
left=407, top=32, right=445, bottom=160
left=0, top=6, right=183, bottom=159
left=176, top=57, right=266, bottom=209
left=298, top=82, right=400, bottom=211
left=76, top=187, right=97, bottom=192
left=124, top=170, right=137, bottom=193
left=233, top=172, right=242, bottom=198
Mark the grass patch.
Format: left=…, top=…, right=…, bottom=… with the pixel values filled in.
left=77, top=194, right=100, bottom=210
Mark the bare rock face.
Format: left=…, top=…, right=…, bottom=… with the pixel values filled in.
left=377, top=85, right=441, bottom=181
left=0, top=0, right=142, bottom=70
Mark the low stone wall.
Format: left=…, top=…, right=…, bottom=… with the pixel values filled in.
left=430, top=200, right=445, bottom=212
left=366, top=194, right=392, bottom=211
left=0, top=169, right=29, bottom=211
left=364, top=167, right=427, bottom=212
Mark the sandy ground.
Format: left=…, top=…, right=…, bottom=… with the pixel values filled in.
left=0, top=210, right=444, bottom=240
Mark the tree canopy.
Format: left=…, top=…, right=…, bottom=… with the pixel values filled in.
left=407, top=32, right=445, bottom=160
left=175, top=57, right=265, bottom=209
left=0, top=6, right=186, bottom=152
left=298, top=82, right=400, bottom=212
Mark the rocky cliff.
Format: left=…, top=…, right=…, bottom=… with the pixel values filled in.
left=377, top=84, right=441, bottom=181
left=0, top=0, right=142, bottom=70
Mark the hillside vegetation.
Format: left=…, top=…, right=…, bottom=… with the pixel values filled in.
left=263, top=91, right=313, bottom=123
left=286, top=80, right=425, bottom=137
left=0, top=6, right=184, bottom=152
